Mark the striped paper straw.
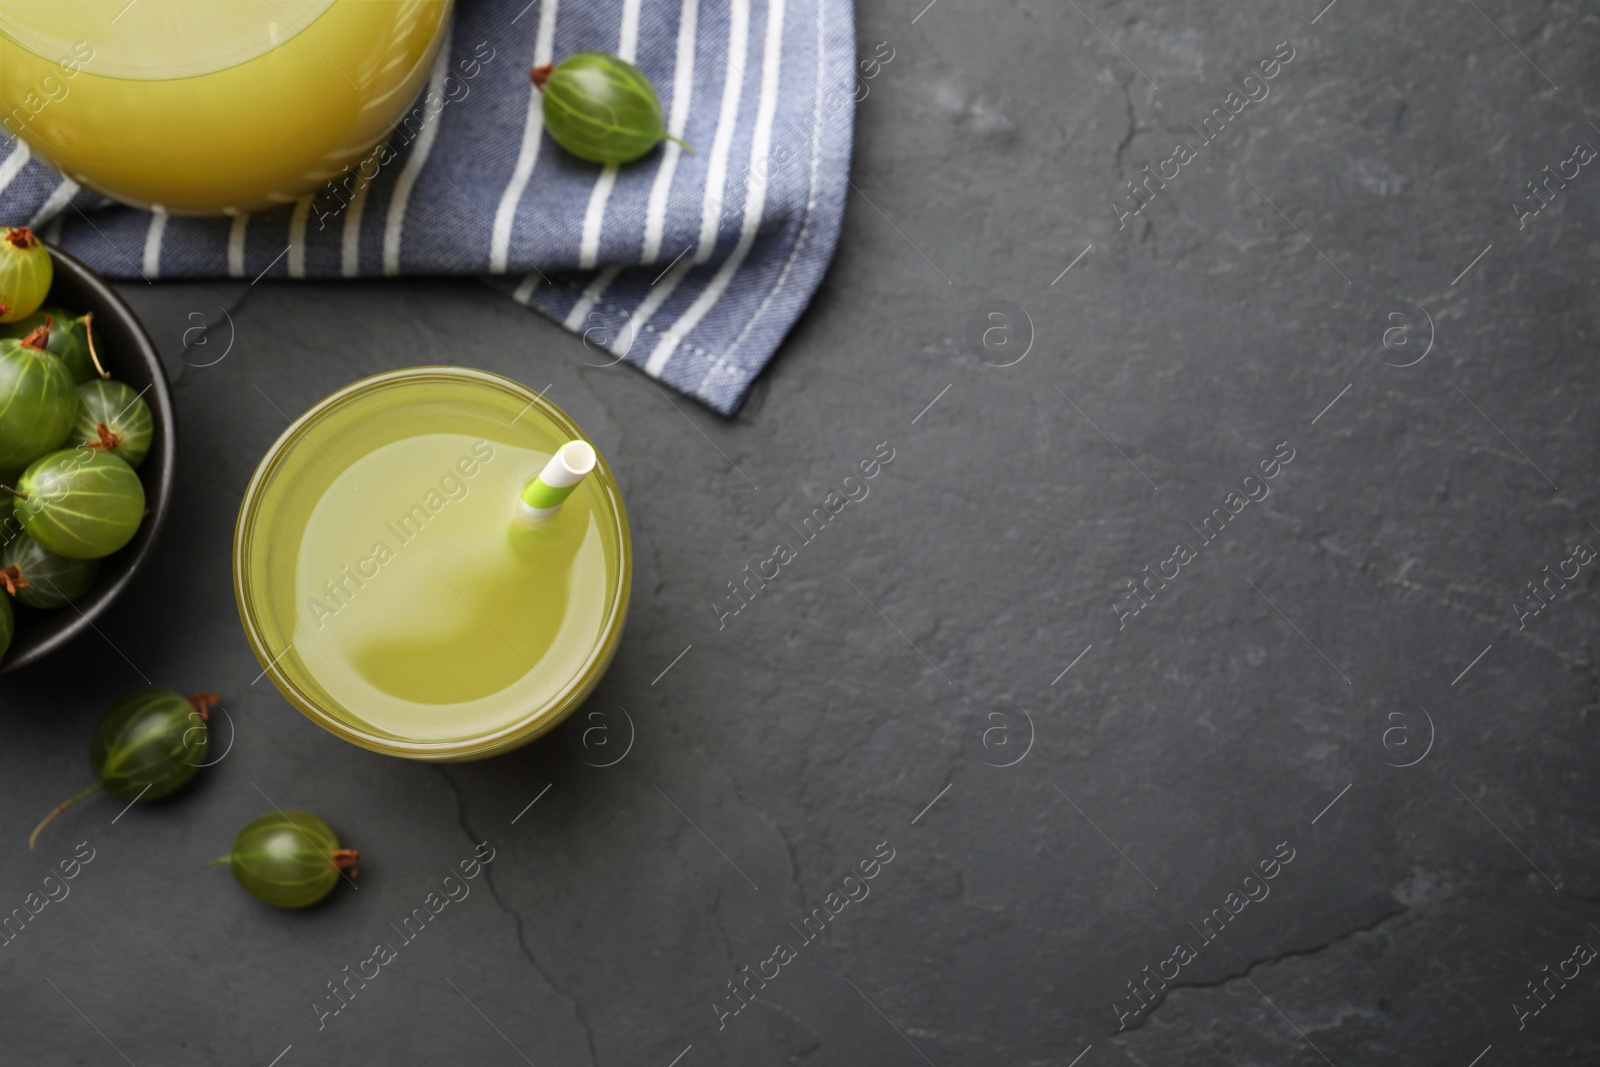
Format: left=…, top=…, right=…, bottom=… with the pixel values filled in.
left=516, top=441, right=597, bottom=525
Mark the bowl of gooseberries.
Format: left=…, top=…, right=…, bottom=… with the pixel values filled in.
left=0, top=228, right=174, bottom=672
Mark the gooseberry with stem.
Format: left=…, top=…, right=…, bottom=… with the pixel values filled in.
left=532, top=53, right=691, bottom=165
left=0, top=227, right=52, bottom=324
left=0, top=534, right=99, bottom=609
left=29, top=688, right=218, bottom=849
left=0, top=325, right=77, bottom=468
left=206, top=811, right=359, bottom=908
left=74, top=379, right=153, bottom=470
left=2, top=308, right=108, bottom=383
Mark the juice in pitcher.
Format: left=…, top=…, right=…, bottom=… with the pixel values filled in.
left=0, top=0, right=451, bottom=213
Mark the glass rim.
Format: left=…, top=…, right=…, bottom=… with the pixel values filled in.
left=233, top=365, right=632, bottom=761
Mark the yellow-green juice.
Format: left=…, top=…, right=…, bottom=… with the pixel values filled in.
left=0, top=0, right=451, bottom=213
left=235, top=368, right=631, bottom=760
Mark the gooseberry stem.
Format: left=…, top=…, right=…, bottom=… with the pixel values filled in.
left=529, top=63, right=553, bottom=89
left=88, top=423, right=122, bottom=452
left=29, top=783, right=102, bottom=850
left=19, top=323, right=49, bottom=350
left=83, top=312, right=109, bottom=379
left=202, top=855, right=231, bottom=869
left=0, top=565, right=29, bottom=596
left=330, top=848, right=360, bottom=877
left=187, top=692, right=220, bottom=721
left=664, top=133, right=694, bottom=153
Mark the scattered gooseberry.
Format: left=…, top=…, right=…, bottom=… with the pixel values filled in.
left=206, top=811, right=359, bottom=908
left=0, top=227, right=52, bottom=324
left=532, top=53, right=690, bottom=165
left=29, top=688, right=218, bottom=848
left=0, top=326, right=77, bottom=468
left=75, top=380, right=153, bottom=470
left=14, top=448, right=145, bottom=559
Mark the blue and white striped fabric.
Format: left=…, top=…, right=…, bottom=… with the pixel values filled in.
left=0, top=0, right=856, bottom=415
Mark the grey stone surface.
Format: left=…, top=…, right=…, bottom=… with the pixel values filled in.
left=3, top=0, right=1599, bottom=1064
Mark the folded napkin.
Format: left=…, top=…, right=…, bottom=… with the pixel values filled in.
left=0, top=0, right=856, bottom=415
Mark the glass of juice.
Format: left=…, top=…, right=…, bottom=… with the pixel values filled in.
left=0, top=0, right=451, bottom=214
left=234, top=368, right=632, bottom=761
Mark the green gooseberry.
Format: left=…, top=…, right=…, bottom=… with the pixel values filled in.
left=0, top=467, right=16, bottom=537
left=29, top=688, right=218, bottom=849
left=1, top=308, right=108, bottom=383
left=73, top=379, right=153, bottom=470
left=1, top=533, right=99, bottom=609
left=0, top=584, right=11, bottom=662
left=207, top=811, right=360, bottom=908
left=0, top=227, right=52, bottom=324
left=14, top=448, right=145, bottom=560
left=532, top=52, right=691, bottom=165
left=0, top=328, right=77, bottom=469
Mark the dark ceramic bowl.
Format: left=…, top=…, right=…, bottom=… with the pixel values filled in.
left=0, top=244, right=176, bottom=673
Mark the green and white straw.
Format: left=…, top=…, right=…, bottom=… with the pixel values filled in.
left=516, top=440, right=596, bottom=525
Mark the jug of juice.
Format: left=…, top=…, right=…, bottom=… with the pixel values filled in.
left=234, top=368, right=634, bottom=760
left=0, top=0, right=451, bottom=214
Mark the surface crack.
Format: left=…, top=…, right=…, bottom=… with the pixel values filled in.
left=171, top=283, right=254, bottom=386
left=434, top=766, right=600, bottom=1067
left=1113, top=76, right=1140, bottom=178
left=1118, top=896, right=1408, bottom=1031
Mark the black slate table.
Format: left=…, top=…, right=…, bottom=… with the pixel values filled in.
left=4, top=1, right=1598, bottom=1064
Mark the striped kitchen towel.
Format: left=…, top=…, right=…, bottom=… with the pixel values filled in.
left=0, top=0, right=857, bottom=415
